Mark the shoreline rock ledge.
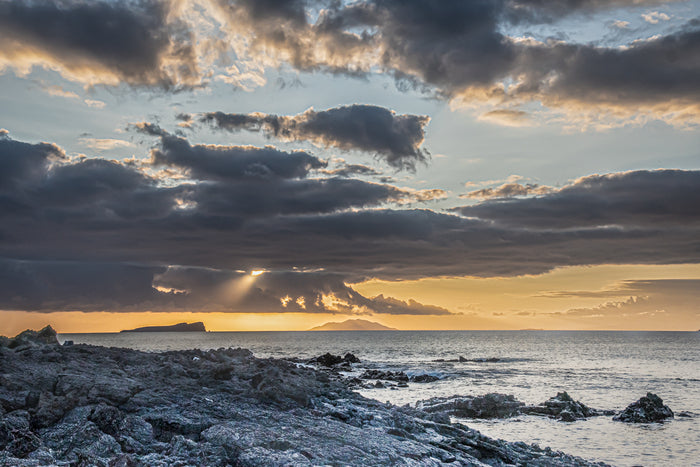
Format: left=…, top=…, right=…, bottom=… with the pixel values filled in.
left=0, top=327, right=610, bottom=466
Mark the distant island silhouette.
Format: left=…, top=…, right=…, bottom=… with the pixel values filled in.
left=120, top=322, right=206, bottom=333
left=309, top=319, right=397, bottom=331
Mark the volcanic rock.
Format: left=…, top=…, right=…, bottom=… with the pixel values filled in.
left=418, top=393, right=525, bottom=419
left=613, top=393, right=674, bottom=423
left=0, top=327, right=610, bottom=466
left=521, top=392, right=613, bottom=421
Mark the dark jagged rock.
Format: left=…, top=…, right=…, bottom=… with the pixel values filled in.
left=0, top=327, right=609, bottom=466
left=419, top=392, right=615, bottom=422
left=418, top=393, right=525, bottom=419
left=120, top=322, right=206, bottom=333
left=521, top=392, right=613, bottom=421
left=311, top=352, right=361, bottom=367
left=7, top=326, right=59, bottom=349
left=613, top=393, right=674, bottom=423
left=313, top=353, right=344, bottom=366
left=359, top=369, right=409, bottom=382
left=410, top=374, right=440, bottom=383
left=343, top=352, right=360, bottom=364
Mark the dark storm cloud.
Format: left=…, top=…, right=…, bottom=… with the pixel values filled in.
left=146, top=130, right=327, bottom=181
left=0, top=0, right=200, bottom=89
left=0, top=129, right=65, bottom=189
left=0, top=258, right=166, bottom=311
left=2, top=132, right=700, bottom=312
left=155, top=267, right=454, bottom=315
left=200, top=105, right=430, bottom=171
left=457, top=170, right=700, bottom=229
left=0, top=259, right=454, bottom=315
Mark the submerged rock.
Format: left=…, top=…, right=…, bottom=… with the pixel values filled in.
left=0, top=327, right=610, bottom=466
left=359, top=369, right=409, bottom=382
left=613, top=393, right=674, bottom=423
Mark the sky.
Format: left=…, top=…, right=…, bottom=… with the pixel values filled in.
left=1, top=0, right=699, bottom=334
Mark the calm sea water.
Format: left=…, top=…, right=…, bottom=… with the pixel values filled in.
left=59, top=331, right=700, bottom=467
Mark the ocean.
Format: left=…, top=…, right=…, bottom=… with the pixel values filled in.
left=59, top=330, right=700, bottom=466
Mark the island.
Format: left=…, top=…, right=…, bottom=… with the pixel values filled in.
left=120, top=322, right=206, bottom=333
left=309, top=319, right=397, bottom=331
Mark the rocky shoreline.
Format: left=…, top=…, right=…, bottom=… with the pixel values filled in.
left=0, top=327, right=673, bottom=466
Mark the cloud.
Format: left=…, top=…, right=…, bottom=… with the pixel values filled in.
left=610, top=20, right=631, bottom=29
left=39, top=83, right=79, bottom=99
left=642, top=11, right=671, bottom=24
left=79, top=138, right=132, bottom=151
left=84, top=99, right=106, bottom=109
left=542, top=279, right=700, bottom=326
left=478, top=109, right=533, bottom=127
left=457, top=169, right=700, bottom=228
left=144, top=129, right=328, bottom=181
left=461, top=182, right=554, bottom=199
left=0, top=0, right=200, bottom=90
left=0, top=258, right=454, bottom=315
left=2, top=132, right=700, bottom=310
left=320, top=160, right=383, bottom=178
left=1, top=0, right=696, bottom=126
left=0, top=258, right=165, bottom=312
left=206, top=0, right=700, bottom=126
left=200, top=105, right=430, bottom=171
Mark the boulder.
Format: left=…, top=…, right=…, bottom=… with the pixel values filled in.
left=613, top=393, right=674, bottom=423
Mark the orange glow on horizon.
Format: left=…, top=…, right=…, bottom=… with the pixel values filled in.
left=1, top=264, right=699, bottom=336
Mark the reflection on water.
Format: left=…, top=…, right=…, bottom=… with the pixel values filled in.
left=60, top=330, right=700, bottom=467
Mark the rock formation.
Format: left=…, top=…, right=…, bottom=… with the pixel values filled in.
left=613, top=393, right=674, bottom=423
left=0, top=327, right=610, bottom=466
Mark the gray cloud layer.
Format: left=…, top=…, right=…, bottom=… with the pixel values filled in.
left=1, top=132, right=699, bottom=313
left=2, top=1, right=695, bottom=124
left=0, top=259, right=453, bottom=315
left=457, top=170, right=700, bottom=228
left=200, top=105, right=430, bottom=171
left=209, top=0, right=699, bottom=124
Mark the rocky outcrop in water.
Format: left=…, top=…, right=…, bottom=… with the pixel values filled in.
left=418, top=392, right=616, bottom=422
left=0, top=327, right=610, bottom=466
left=613, top=393, right=674, bottom=423
left=418, top=393, right=525, bottom=419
